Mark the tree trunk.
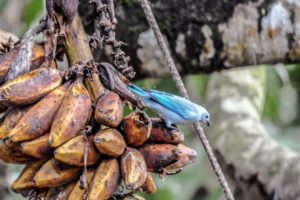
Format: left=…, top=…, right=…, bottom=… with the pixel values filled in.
left=205, top=67, right=300, bottom=200
left=79, top=0, right=300, bottom=78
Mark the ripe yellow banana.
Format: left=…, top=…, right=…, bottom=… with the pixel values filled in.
left=49, top=78, right=92, bottom=148
left=87, top=159, right=120, bottom=200
left=94, top=128, right=126, bottom=157
left=20, top=133, right=52, bottom=159
left=94, top=91, right=123, bottom=127
left=68, top=169, right=95, bottom=200
left=54, top=135, right=101, bottom=166
left=0, top=67, right=62, bottom=105
left=34, top=158, right=81, bottom=188
left=9, top=83, right=69, bottom=142
left=121, top=147, right=147, bottom=190
left=11, top=159, right=47, bottom=192
left=0, top=107, right=26, bottom=139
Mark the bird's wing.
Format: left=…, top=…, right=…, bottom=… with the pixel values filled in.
left=128, top=84, right=150, bottom=99
left=147, top=90, right=198, bottom=120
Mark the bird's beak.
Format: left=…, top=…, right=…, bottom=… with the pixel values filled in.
left=205, top=121, right=210, bottom=126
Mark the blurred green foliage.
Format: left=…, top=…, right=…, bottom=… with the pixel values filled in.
left=263, top=67, right=281, bottom=122
left=0, top=0, right=9, bottom=13
left=21, top=0, right=43, bottom=34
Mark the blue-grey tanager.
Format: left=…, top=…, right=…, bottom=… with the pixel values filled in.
left=128, top=84, right=210, bottom=128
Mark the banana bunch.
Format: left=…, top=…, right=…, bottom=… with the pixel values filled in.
left=0, top=44, right=198, bottom=200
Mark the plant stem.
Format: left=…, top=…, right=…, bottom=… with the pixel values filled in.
left=64, top=14, right=105, bottom=102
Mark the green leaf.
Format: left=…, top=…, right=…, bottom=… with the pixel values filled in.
left=263, top=67, right=281, bottom=121
left=22, top=0, right=43, bottom=30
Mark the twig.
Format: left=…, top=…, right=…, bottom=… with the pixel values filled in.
left=139, top=0, right=234, bottom=199
left=90, top=0, right=136, bottom=80
left=5, top=20, right=47, bottom=82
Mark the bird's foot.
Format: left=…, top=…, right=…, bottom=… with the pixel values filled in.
left=165, top=121, right=178, bottom=130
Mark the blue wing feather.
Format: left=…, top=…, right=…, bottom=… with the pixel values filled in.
left=128, top=84, right=150, bottom=98
left=129, top=84, right=200, bottom=120
left=147, top=90, right=197, bottom=119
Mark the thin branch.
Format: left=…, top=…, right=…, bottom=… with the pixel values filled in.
left=5, top=20, right=47, bottom=82
left=139, top=0, right=234, bottom=199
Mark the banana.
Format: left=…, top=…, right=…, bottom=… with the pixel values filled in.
left=68, top=169, right=95, bottom=200
left=94, top=128, right=126, bottom=157
left=138, top=144, right=178, bottom=173
left=149, top=119, right=184, bottom=144
left=20, top=133, right=52, bottom=159
left=94, top=91, right=123, bottom=127
left=0, top=67, right=62, bottom=105
left=121, top=147, right=147, bottom=190
left=0, top=44, right=45, bottom=82
left=45, top=181, right=76, bottom=200
left=87, top=159, right=120, bottom=200
left=37, top=189, right=48, bottom=199
left=11, top=159, right=47, bottom=192
left=0, top=107, right=26, bottom=139
left=0, top=142, right=34, bottom=164
left=54, top=135, right=101, bottom=166
left=9, top=83, right=69, bottom=142
left=141, top=173, right=157, bottom=194
left=139, top=144, right=197, bottom=174
left=49, top=78, right=92, bottom=148
left=163, top=144, right=197, bottom=173
left=34, top=158, right=81, bottom=188
left=17, top=188, right=48, bottom=200
left=0, top=48, right=18, bottom=80
left=122, top=111, right=151, bottom=146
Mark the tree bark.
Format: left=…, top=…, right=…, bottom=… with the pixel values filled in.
left=79, top=0, right=300, bottom=78
left=205, top=67, right=300, bottom=200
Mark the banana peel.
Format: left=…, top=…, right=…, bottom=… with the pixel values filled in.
left=121, top=147, right=147, bottom=190
left=54, top=135, right=101, bottom=166
left=87, top=159, right=120, bottom=200
left=49, top=78, right=91, bottom=148
left=9, top=83, right=69, bottom=142
left=0, top=67, right=62, bottom=105
left=34, top=158, right=81, bottom=188
left=94, top=128, right=126, bottom=157
left=20, top=133, right=52, bottom=159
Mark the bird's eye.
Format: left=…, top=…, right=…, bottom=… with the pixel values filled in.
left=205, top=115, right=209, bottom=119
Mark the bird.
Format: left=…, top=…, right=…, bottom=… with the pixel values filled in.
left=128, top=84, right=210, bottom=128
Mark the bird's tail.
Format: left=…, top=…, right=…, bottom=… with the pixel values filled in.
left=128, top=83, right=148, bottom=97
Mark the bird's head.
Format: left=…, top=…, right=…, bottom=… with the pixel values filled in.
left=200, top=110, right=210, bottom=126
